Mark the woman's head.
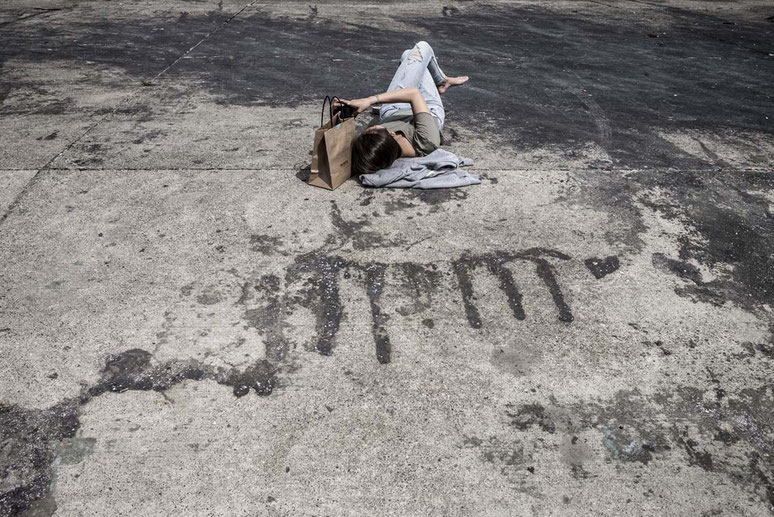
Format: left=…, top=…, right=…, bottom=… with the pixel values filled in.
left=352, top=126, right=401, bottom=177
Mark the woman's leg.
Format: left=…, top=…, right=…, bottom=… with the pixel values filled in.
left=418, top=68, right=446, bottom=130
left=379, top=41, right=446, bottom=127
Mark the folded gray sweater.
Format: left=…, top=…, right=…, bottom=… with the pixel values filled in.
left=359, top=149, right=480, bottom=189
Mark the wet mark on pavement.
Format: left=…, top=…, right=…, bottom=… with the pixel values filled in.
left=282, top=254, right=395, bottom=363
left=363, top=263, right=391, bottom=364
left=196, top=290, right=222, bottom=305
left=400, top=188, right=469, bottom=214
left=584, top=255, right=620, bottom=279
left=234, top=246, right=591, bottom=364
left=642, top=177, right=774, bottom=318
left=0, top=348, right=279, bottom=515
left=369, top=187, right=470, bottom=217
left=357, top=189, right=374, bottom=207
left=329, top=200, right=405, bottom=250
left=454, top=248, right=573, bottom=326
left=507, top=403, right=557, bottom=434
left=483, top=385, right=774, bottom=505
left=0, top=402, right=78, bottom=516
left=250, top=234, right=286, bottom=255
left=86, top=348, right=277, bottom=399
left=394, top=262, right=442, bottom=316
left=35, top=131, right=58, bottom=141
left=677, top=206, right=774, bottom=310
left=462, top=435, right=526, bottom=475
left=651, top=252, right=702, bottom=284
left=0, top=10, right=231, bottom=114
left=8, top=5, right=770, bottom=170
left=304, top=256, right=345, bottom=358
left=240, top=274, right=292, bottom=363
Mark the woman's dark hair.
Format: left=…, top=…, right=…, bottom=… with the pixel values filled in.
left=352, top=128, right=401, bottom=177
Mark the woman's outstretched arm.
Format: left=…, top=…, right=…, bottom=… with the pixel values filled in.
left=340, top=87, right=429, bottom=116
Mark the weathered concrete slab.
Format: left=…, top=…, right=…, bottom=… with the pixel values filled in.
left=1, top=163, right=771, bottom=513
left=0, top=0, right=772, bottom=515
left=0, top=0, right=239, bottom=169
left=30, top=0, right=773, bottom=171
left=0, top=170, right=36, bottom=215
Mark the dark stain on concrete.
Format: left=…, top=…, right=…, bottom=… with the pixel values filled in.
left=363, top=263, right=391, bottom=364
left=750, top=453, right=774, bottom=508
left=584, top=255, right=620, bottom=279
left=284, top=253, right=398, bottom=363
left=486, top=258, right=526, bottom=321
left=678, top=436, right=714, bottom=471
left=600, top=426, right=657, bottom=464
left=462, top=435, right=526, bottom=475
left=678, top=207, right=774, bottom=308
left=329, top=200, right=404, bottom=250
left=249, top=234, right=286, bottom=255
left=241, top=274, right=292, bottom=363
left=737, top=341, right=774, bottom=360
left=453, top=248, right=573, bottom=327
left=394, top=262, right=442, bottom=316
left=500, top=385, right=774, bottom=504
left=0, top=401, right=78, bottom=516
left=226, top=360, right=276, bottom=397
left=238, top=247, right=583, bottom=363
left=533, top=257, right=574, bottom=323
left=130, top=128, right=166, bottom=145
left=0, top=347, right=280, bottom=515
left=196, top=290, right=222, bottom=305
left=383, top=197, right=417, bottom=216
left=506, top=403, right=557, bottom=434
left=0, top=11, right=231, bottom=113
left=639, top=169, right=773, bottom=318
left=85, top=348, right=277, bottom=399
left=652, top=252, right=702, bottom=284
left=16, top=3, right=768, bottom=168
left=453, top=257, right=485, bottom=330
left=358, top=189, right=375, bottom=207
left=35, top=131, right=58, bottom=141
left=306, top=255, right=346, bottom=357
left=406, top=188, right=469, bottom=213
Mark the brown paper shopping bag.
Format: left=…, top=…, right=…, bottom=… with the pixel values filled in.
left=309, top=96, right=356, bottom=190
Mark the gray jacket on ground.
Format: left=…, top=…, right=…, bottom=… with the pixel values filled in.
left=359, top=149, right=480, bottom=189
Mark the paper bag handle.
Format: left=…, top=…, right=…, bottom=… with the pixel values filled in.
left=321, top=96, right=345, bottom=127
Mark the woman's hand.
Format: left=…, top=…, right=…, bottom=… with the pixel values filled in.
left=338, top=97, right=374, bottom=114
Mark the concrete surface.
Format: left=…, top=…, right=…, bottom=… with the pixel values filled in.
left=0, top=0, right=772, bottom=515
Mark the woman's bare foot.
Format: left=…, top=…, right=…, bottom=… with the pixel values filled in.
left=438, top=75, right=469, bottom=95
